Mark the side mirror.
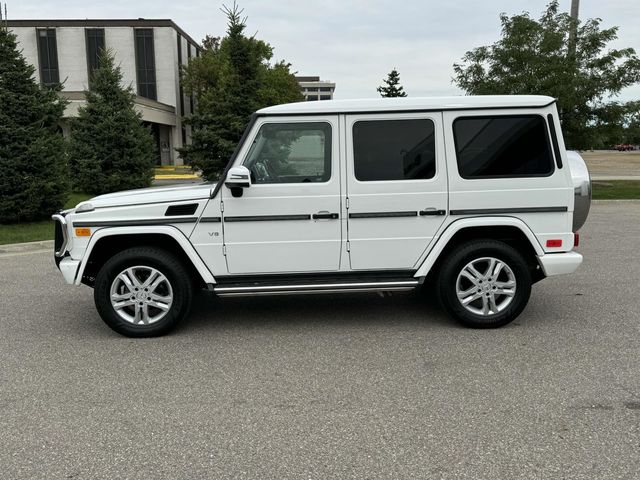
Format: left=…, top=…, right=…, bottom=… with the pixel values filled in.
left=225, top=166, right=251, bottom=197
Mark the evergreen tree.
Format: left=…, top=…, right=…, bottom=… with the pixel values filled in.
left=179, top=3, right=303, bottom=180
left=377, top=69, right=408, bottom=97
left=69, top=49, right=155, bottom=194
left=0, top=26, right=69, bottom=223
left=453, top=1, right=640, bottom=149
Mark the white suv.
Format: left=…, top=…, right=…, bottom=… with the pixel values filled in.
left=52, top=95, right=591, bottom=337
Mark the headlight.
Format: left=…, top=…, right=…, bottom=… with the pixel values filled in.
left=76, top=202, right=95, bottom=213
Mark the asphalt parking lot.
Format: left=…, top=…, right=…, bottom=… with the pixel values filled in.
left=0, top=203, right=638, bottom=479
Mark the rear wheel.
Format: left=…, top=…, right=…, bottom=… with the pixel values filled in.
left=437, top=240, right=532, bottom=328
left=94, top=247, right=193, bottom=337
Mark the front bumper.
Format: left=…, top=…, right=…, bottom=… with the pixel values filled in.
left=58, top=257, right=81, bottom=284
left=538, top=251, right=583, bottom=276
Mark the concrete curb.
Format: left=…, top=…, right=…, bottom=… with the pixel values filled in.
left=0, top=240, right=54, bottom=255
left=592, top=199, right=640, bottom=204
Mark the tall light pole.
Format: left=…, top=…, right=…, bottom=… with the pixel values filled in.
left=568, top=0, right=580, bottom=57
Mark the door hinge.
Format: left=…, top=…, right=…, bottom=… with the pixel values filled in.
left=346, top=240, right=350, bottom=252
left=222, top=245, right=227, bottom=255
left=220, top=201, right=224, bottom=212
left=345, top=197, right=350, bottom=209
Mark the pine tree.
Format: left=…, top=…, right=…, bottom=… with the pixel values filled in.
left=0, top=26, right=69, bottom=223
left=69, top=49, right=155, bottom=194
left=377, top=69, right=408, bottom=97
left=179, top=3, right=303, bottom=180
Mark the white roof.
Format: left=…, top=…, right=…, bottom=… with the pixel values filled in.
left=257, top=95, right=555, bottom=115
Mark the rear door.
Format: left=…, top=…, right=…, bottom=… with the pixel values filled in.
left=344, top=113, right=448, bottom=270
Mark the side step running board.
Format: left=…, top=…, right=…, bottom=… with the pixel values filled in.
left=214, top=280, right=419, bottom=297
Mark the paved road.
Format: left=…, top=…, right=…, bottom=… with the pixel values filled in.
left=1, top=204, right=638, bottom=479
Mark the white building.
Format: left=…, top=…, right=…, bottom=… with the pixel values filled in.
left=295, top=76, right=336, bottom=101
left=8, top=19, right=201, bottom=165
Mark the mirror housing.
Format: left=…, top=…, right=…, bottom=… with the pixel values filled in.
left=225, top=166, right=251, bottom=188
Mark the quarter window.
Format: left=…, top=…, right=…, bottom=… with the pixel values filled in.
left=352, top=119, right=436, bottom=181
left=453, top=115, right=554, bottom=178
left=244, top=123, right=331, bottom=184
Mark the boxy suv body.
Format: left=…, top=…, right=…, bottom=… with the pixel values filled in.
left=52, top=95, right=591, bottom=337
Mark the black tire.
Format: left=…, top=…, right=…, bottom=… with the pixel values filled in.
left=94, top=247, right=193, bottom=337
left=436, top=239, right=532, bottom=328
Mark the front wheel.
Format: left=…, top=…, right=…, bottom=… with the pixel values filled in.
left=94, top=247, right=193, bottom=337
left=437, top=240, right=532, bottom=328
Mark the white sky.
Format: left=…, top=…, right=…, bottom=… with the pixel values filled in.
left=7, top=0, right=640, bottom=101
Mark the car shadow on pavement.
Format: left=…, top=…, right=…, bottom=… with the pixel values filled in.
left=176, top=289, right=454, bottom=336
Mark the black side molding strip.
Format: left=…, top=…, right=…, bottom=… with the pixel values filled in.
left=199, top=216, right=222, bottom=223
left=449, top=206, right=568, bottom=216
left=73, top=218, right=199, bottom=227
left=224, top=214, right=311, bottom=222
left=349, top=211, right=417, bottom=219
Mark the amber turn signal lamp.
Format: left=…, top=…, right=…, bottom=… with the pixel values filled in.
left=75, top=228, right=91, bottom=237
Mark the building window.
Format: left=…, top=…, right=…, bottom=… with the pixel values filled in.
left=37, top=28, right=59, bottom=86
left=85, top=28, right=105, bottom=82
left=453, top=115, right=554, bottom=178
left=243, top=123, right=332, bottom=184
left=353, top=119, right=436, bottom=181
left=319, top=87, right=332, bottom=92
left=320, top=95, right=332, bottom=101
left=134, top=28, right=157, bottom=100
left=306, top=95, right=318, bottom=101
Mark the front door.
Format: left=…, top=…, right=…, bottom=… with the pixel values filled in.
left=345, top=113, right=448, bottom=270
left=221, top=116, right=342, bottom=274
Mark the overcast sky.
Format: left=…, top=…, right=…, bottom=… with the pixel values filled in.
left=8, top=0, right=640, bottom=101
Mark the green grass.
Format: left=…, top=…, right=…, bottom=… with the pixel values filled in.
left=0, top=193, right=93, bottom=245
left=592, top=180, right=640, bottom=200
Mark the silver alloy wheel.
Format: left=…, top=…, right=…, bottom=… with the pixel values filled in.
left=455, top=257, right=516, bottom=316
left=109, top=266, right=173, bottom=325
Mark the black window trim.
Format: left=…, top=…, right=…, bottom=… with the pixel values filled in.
left=452, top=113, right=556, bottom=180
left=546, top=113, right=563, bottom=169
left=241, top=119, right=334, bottom=185
left=351, top=116, right=438, bottom=183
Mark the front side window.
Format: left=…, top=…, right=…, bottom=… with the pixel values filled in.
left=453, top=115, right=554, bottom=178
left=243, top=122, right=331, bottom=184
left=353, top=119, right=436, bottom=181
left=134, top=28, right=157, bottom=100
left=37, top=28, right=59, bottom=86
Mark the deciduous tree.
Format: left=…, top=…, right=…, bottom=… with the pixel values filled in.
left=453, top=1, right=640, bottom=149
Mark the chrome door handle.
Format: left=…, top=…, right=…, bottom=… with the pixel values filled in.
left=419, top=208, right=447, bottom=216
left=312, top=212, right=339, bottom=219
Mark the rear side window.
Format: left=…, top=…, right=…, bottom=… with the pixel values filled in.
left=453, top=115, right=554, bottom=178
left=353, top=119, right=436, bottom=181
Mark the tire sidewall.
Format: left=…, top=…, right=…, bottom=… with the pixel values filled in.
left=94, top=248, right=192, bottom=337
left=439, top=241, right=532, bottom=328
